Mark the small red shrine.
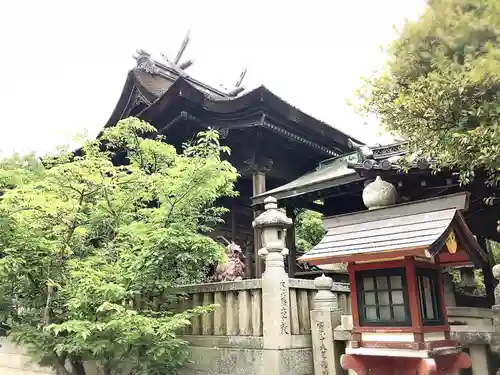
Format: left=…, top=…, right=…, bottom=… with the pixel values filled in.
left=299, top=178, right=488, bottom=375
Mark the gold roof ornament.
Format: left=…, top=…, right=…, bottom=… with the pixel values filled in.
left=446, top=230, right=457, bottom=254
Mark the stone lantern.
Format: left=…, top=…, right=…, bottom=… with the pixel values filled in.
left=458, top=265, right=477, bottom=294
left=252, top=196, right=293, bottom=353
left=252, top=196, right=292, bottom=274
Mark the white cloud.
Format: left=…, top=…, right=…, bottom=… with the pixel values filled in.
left=0, top=0, right=426, bottom=156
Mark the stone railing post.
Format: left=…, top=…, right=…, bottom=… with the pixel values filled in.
left=310, top=274, right=343, bottom=375
left=253, top=197, right=292, bottom=374
left=492, top=265, right=500, bottom=374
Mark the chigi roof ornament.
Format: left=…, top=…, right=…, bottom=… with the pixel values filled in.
left=160, top=30, right=194, bottom=75
left=220, top=68, right=248, bottom=97
left=132, top=31, right=247, bottom=97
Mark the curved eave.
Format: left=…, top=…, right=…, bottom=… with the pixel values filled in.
left=299, top=209, right=457, bottom=265
left=105, top=70, right=138, bottom=128
left=251, top=152, right=364, bottom=205
left=138, top=78, right=363, bottom=150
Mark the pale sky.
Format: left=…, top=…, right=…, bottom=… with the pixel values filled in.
left=0, top=0, right=426, bottom=156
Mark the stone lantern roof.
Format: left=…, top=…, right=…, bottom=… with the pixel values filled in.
left=252, top=197, right=293, bottom=229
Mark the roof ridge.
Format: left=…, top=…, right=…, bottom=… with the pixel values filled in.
left=133, top=49, right=231, bottom=98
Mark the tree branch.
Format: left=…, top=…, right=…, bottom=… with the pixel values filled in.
left=62, top=190, right=86, bottom=255
left=44, top=284, right=54, bottom=325
left=164, top=164, right=208, bottom=224
left=102, top=184, right=118, bottom=220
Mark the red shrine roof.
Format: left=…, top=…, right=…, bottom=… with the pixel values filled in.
left=299, top=192, right=488, bottom=267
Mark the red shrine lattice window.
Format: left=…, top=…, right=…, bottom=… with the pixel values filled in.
left=356, top=268, right=412, bottom=327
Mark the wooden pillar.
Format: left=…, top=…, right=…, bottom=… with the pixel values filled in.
left=286, top=206, right=297, bottom=278
left=231, top=208, right=236, bottom=242
left=249, top=156, right=273, bottom=278
left=478, top=237, right=496, bottom=307
left=253, top=171, right=266, bottom=278
left=491, top=264, right=500, bottom=374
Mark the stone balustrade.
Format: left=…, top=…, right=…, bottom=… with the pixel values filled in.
left=289, top=279, right=315, bottom=336
left=447, top=306, right=494, bottom=344
left=172, top=279, right=264, bottom=337
left=171, top=278, right=350, bottom=340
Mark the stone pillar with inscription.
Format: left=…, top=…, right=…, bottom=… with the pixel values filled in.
left=253, top=196, right=292, bottom=374
left=310, top=274, right=343, bottom=375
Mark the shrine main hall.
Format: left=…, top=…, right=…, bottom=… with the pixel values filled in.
left=103, top=44, right=500, bottom=289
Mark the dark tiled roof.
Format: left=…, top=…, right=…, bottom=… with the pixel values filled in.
left=252, top=152, right=363, bottom=204
left=106, top=53, right=364, bottom=155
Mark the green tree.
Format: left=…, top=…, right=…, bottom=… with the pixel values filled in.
left=0, top=117, right=238, bottom=375
left=358, top=0, right=500, bottom=184
left=0, top=152, right=44, bottom=192
left=490, top=240, right=500, bottom=263
left=295, top=210, right=325, bottom=253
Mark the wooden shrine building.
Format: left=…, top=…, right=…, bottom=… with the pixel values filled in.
left=252, top=141, right=500, bottom=305
left=103, top=36, right=499, bottom=286
left=103, top=40, right=362, bottom=278
left=298, top=190, right=483, bottom=374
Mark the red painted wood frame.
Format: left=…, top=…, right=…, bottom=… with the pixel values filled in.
left=348, top=258, right=450, bottom=339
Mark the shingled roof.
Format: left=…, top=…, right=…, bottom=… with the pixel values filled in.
left=299, top=192, right=488, bottom=266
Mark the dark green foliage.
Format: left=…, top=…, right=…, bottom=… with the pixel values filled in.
left=357, top=0, right=500, bottom=185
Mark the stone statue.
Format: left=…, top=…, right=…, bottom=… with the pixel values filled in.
left=211, top=240, right=246, bottom=282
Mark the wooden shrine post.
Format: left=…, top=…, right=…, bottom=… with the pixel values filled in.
left=249, top=156, right=273, bottom=278
left=478, top=236, right=496, bottom=306
left=286, top=206, right=297, bottom=277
